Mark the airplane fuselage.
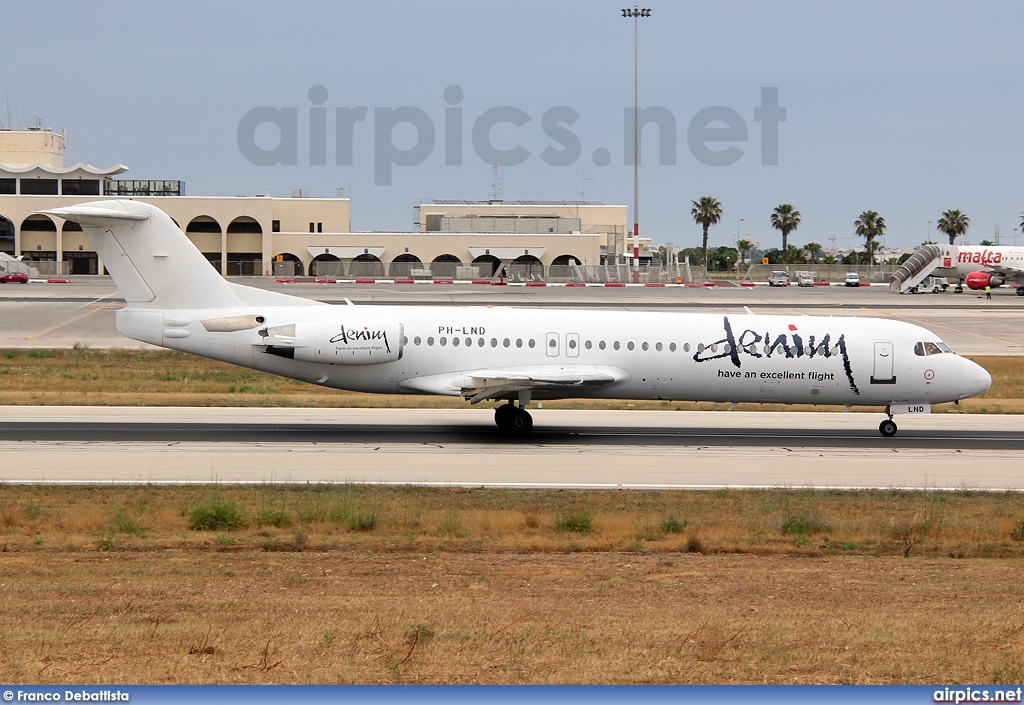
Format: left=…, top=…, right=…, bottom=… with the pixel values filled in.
left=117, top=304, right=987, bottom=408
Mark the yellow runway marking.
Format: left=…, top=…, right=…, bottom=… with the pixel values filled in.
left=858, top=307, right=1024, bottom=348
left=25, top=302, right=118, bottom=341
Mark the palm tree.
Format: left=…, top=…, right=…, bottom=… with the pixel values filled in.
left=785, top=245, right=807, bottom=264
left=737, top=238, right=753, bottom=265
left=854, top=210, right=886, bottom=265
left=936, top=209, right=970, bottom=245
left=770, top=204, right=801, bottom=255
left=805, top=241, right=823, bottom=263
left=691, top=196, right=723, bottom=269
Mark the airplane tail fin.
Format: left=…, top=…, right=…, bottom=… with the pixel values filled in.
left=39, top=200, right=242, bottom=310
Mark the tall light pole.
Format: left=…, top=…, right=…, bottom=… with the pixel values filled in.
left=737, top=217, right=745, bottom=270
left=622, top=5, right=651, bottom=280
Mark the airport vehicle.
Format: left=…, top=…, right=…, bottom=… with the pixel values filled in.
left=41, top=201, right=991, bottom=437
left=768, top=271, right=789, bottom=287
left=797, top=272, right=815, bottom=287
left=906, top=277, right=948, bottom=294
left=845, top=273, right=861, bottom=287
left=0, top=271, right=28, bottom=284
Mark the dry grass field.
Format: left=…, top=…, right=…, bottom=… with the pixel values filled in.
left=1, top=552, right=1022, bottom=684
left=0, top=486, right=1021, bottom=683
left=0, top=348, right=1022, bottom=412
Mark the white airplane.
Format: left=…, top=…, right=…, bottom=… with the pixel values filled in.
left=41, top=200, right=991, bottom=437
left=937, top=244, right=1024, bottom=294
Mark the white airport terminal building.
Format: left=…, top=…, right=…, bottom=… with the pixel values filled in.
left=0, top=127, right=632, bottom=279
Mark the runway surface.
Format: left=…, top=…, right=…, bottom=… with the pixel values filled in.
left=2, top=407, right=1021, bottom=490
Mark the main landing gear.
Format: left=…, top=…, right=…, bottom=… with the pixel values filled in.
left=879, top=406, right=897, bottom=437
left=494, top=401, right=533, bottom=435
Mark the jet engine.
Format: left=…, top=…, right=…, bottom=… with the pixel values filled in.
left=264, top=320, right=404, bottom=365
left=965, top=271, right=1004, bottom=290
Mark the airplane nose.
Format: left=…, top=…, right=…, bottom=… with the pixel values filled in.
left=959, top=359, right=992, bottom=400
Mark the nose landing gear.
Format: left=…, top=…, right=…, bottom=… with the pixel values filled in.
left=879, top=406, right=898, bottom=437
left=494, top=402, right=533, bottom=435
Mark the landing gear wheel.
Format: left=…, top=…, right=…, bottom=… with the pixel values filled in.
left=1016, top=287, right=1024, bottom=297
left=494, top=404, right=533, bottom=435
left=879, top=419, right=898, bottom=437
left=494, top=403, right=516, bottom=432
left=508, top=407, right=533, bottom=435
left=954, top=285, right=963, bottom=293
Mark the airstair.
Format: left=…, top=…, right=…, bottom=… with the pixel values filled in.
left=889, top=244, right=944, bottom=293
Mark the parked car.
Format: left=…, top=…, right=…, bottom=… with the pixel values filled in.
left=0, top=271, right=28, bottom=284
left=768, top=270, right=789, bottom=287
left=844, top=272, right=861, bottom=287
left=797, top=272, right=815, bottom=287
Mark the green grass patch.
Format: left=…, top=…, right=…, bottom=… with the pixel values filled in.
left=189, top=500, right=247, bottom=531
left=555, top=512, right=593, bottom=533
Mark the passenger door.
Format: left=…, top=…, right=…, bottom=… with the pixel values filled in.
left=871, top=341, right=896, bottom=384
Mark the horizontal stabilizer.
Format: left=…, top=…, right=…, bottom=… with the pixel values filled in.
left=39, top=204, right=151, bottom=225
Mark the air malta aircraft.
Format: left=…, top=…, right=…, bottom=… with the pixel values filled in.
left=41, top=201, right=991, bottom=437
left=939, top=244, right=1024, bottom=293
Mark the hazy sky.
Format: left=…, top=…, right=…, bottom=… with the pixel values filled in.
left=4, top=0, right=1023, bottom=251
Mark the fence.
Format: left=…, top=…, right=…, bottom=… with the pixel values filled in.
left=739, top=263, right=899, bottom=284
left=0, top=259, right=68, bottom=278
left=174, top=259, right=897, bottom=284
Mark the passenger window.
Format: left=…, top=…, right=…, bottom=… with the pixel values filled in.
left=414, top=336, right=421, bottom=345
left=613, top=341, right=621, bottom=350
left=697, top=344, right=704, bottom=353
left=568, top=339, right=577, bottom=350
left=516, top=338, right=523, bottom=348
left=528, top=339, right=536, bottom=348
left=655, top=342, right=662, bottom=351
left=627, top=342, right=635, bottom=351
left=465, top=337, right=472, bottom=347
left=503, top=338, right=510, bottom=348
left=478, top=338, right=485, bottom=347
left=642, top=342, right=649, bottom=351
left=452, top=337, right=460, bottom=347
left=440, top=337, right=447, bottom=346
left=669, top=343, right=677, bottom=352
left=490, top=338, right=497, bottom=347
left=599, top=341, right=606, bottom=350
left=403, top=336, right=408, bottom=345
left=585, top=340, right=592, bottom=350
left=549, top=339, right=557, bottom=348
left=427, top=337, right=434, bottom=346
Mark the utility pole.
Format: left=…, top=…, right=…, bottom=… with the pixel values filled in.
left=622, top=5, right=651, bottom=281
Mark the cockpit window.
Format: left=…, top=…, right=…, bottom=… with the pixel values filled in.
left=914, top=341, right=947, bottom=356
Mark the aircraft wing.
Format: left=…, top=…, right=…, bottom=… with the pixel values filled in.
left=398, top=365, right=629, bottom=402
left=458, top=369, right=619, bottom=404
